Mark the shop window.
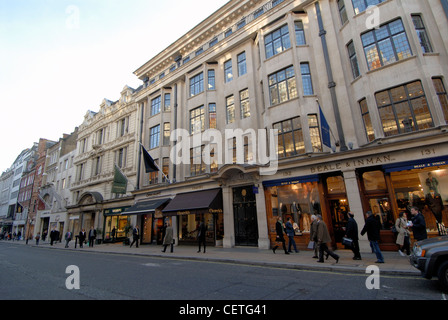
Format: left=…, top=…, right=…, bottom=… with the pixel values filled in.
left=392, top=168, right=448, bottom=232
left=104, top=215, right=130, bottom=242
left=362, top=171, right=387, bottom=191
left=269, top=182, right=321, bottom=233
left=179, top=213, right=217, bottom=244
left=327, top=176, right=346, bottom=194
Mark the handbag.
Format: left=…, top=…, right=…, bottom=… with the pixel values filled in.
left=307, top=241, right=315, bottom=250
left=342, top=237, right=353, bottom=247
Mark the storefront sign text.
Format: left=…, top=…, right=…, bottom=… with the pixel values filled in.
left=310, top=155, right=393, bottom=173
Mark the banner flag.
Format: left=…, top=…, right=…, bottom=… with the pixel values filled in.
left=141, top=144, right=159, bottom=173
left=112, top=164, right=128, bottom=194
left=319, top=102, right=332, bottom=148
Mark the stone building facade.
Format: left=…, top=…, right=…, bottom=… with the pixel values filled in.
left=129, top=0, right=448, bottom=250
left=66, top=86, right=141, bottom=242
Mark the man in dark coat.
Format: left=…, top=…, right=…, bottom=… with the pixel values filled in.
left=361, top=211, right=384, bottom=263
left=410, top=206, right=427, bottom=241
left=272, top=216, right=289, bottom=254
left=49, top=227, right=58, bottom=246
left=78, top=229, right=86, bottom=248
left=197, top=221, right=207, bottom=253
left=130, top=225, right=140, bottom=248
left=88, top=227, right=97, bottom=247
left=345, top=212, right=361, bottom=260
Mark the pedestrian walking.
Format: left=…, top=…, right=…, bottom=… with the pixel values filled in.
left=310, top=215, right=319, bottom=258
left=130, top=225, right=140, bottom=248
left=409, top=206, right=427, bottom=241
left=79, top=229, right=87, bottom=248
left=111, top=227, right=116, bottom=243
left=272, top=216, right=289, bottom=254
left=197, top=221, right=207, bottom=253
left=285, top=217, right=299, bottom=253
left=316, top=215, right=339, bottom=263
left=35, top=232, right=40, bottom=245
left=65, top=230, right=72, bottom=248
left=162, top=221, right=174, bottom=253
left=361, top=211, right=385, bottom=263
left=345, top=212, right=361, bottom=260
left=88, top=227, right=96, bottom=247
left=396, top=212, right=410, bottom=256
left=50, top=227, right=58, bottom=246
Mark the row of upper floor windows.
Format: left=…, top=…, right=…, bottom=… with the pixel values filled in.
left=78, top=116, right=130, bottom=154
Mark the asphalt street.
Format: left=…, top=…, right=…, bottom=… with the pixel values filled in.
left=0, top=242, right=445, bottom=302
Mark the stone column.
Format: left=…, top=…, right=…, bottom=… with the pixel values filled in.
left=342, top=169, right=369, bottom=252
left=255, top=186, right=270, bottom=249
left=222, top=186, right=235, bottom=248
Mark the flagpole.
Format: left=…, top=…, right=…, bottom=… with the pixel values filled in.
left=139, top=142, right=171, bottom=184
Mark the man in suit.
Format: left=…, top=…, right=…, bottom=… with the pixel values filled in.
left=88, top=226, right=97, bottom=247
left=79, top=229, right=87, bottom=248
left=130, top=225, right=140, bottom=248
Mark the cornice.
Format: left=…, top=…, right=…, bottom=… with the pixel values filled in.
left=134, top=0, right=264, bottom=79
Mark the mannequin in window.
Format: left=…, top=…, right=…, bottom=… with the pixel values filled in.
left=425, top=188, right=444, bottom=224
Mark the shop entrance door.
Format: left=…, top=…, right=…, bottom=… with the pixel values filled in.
left=233, top=186, right=258, bottom=246
left=328, top=199, right=350, bottom=244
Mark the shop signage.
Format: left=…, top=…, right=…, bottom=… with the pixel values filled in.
left=310, top=155, right=393, bottom=173
left=176, top=208, right=223, bottom=216
left=104, top=207, right=130, bottom=216
left=383, top=155, right=448, bottom=172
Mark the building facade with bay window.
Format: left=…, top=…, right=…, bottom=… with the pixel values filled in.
left=126, top=0, right=448, bottom=251
left=66, top=86, right=141, bottom=242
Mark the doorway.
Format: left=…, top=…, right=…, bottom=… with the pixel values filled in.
left=233, top=186, right=258, bottom=246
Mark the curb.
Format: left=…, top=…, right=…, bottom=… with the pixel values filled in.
left=19, top=241, right=421, bottom=277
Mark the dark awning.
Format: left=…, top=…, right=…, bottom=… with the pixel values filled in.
left=162, top=189, right=222, bottom=216
left=122, top=198, right=171, bottom=216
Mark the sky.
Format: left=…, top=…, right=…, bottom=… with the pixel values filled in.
left=0, top=0, right=229, bottom=173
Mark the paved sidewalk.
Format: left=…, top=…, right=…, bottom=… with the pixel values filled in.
left=6, top=239, right=420, bottom=276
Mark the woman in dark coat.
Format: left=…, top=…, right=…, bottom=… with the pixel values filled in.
left=272, top=216, right=289, bottom=254
left=345, top=212, right=361, bottom=260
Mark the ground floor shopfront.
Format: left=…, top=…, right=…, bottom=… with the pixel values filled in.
left=66, top=192, right=136, bottom=243
left=262, top=139, right=448, bottom=251
left=128, top=139, right=448, bottom=251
